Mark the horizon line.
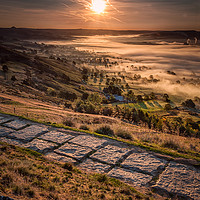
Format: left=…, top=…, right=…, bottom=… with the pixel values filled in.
left=0, top=27, right=199, bottom=32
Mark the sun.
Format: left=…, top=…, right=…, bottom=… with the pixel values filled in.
left=91, top=0, right=107, bottom=14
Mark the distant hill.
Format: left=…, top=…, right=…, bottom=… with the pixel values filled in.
left=0, top=28, right=199, bottom=40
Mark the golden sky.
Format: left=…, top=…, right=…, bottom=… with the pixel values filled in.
left=0, top=0, right=199, bottom=30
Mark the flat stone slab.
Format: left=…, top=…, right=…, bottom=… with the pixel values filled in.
left=79, top=159, right=111, bottom=173
left=154, top=162, right=200, bottom=200
left=90, top=145, right=130, bottom=164
left=3, top=120, right=29, bottom=130
left=0, top=126, right=13, bottom=137
left=39, top=131, right=74, bottom=144
left=0, top=117, right=13, bottom=124
left=45, top=152, right=77, bottom=164
left=55, top=143, right=92, bottom=161
left=9, top=125, right=48, bottom=142
left=69, top=135, right=107, bottom=149
left=108, top=167, right=152, bottom=187
left=24, top=139, right=57, bottom=153
left=122, top=153, right=167, bottom=176
left=0, top=137, right=24, bottom=147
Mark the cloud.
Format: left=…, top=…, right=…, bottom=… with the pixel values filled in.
left=0, top=0, right=199, bottom=29
left=0, top=0, right=68, bottom=9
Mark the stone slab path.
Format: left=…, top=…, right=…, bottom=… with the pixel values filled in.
left=0, top=114, right=199, bottom=199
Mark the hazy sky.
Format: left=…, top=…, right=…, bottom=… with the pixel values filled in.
left=0, top=0, right=199, bottom=30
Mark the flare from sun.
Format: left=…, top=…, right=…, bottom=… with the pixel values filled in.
left=91, top=0, right=107, bottom=14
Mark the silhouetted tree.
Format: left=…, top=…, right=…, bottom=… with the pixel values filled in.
left=81, top=92, right=89, bottom=101
left=182, top=99, right=196, bottom=108
left=164, top=103, right=172, bottom=110
left=137, top=95, right=143, bottom=101
left=11, top=75, right=17, bottom=81
left=2, top=65, right=8, bottom=73
left=163, top=93, right=170, bottom=102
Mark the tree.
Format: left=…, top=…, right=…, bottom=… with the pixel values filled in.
left=2, top=65, right=8, bottom=73
left=101, top=107, right=113, bottom=116
left=59, top=91, right=77, bottom=101
left=163, top=94, right=170, bottom=102
left=109, top=95, right=116, bottom=102
left=181, top=99, right=196, bottom=108
left=164, top=103, right=172, bottom=111
left=100, top=72, right=104, bottom=79
left=82, top=74, right=88, bottom=82
left=64, top=102, right=73, bottom=109
left=88, top=93, right=102, bottom=105
left=137, top=95, right=143, bottom=102
left=138, top=110, right=145, bottom=122
left=11, top=75, right=17, bottom=81
left=81, top=92, right=89, bottom=101
left=150, top=92, right=156, bottom=100
left=126, top=90, right=135, bottom=102
left=149, top=75, right=154, bottom=80
left=144, top=94, right=150, bottom=101
left=62, top=74, right=70, bottom=83
left=125, top=83, right=130, bottom=89
left=82, top=67, right=88, bottom=75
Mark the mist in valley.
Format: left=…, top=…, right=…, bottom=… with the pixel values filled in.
left=41, top=34, right=200, bottom=100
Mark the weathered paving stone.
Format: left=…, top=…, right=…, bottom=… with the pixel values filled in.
left=154, top=162, right=200, bottom=200
left=46, top=152, right=77, bottom=163
left=90, top=145, right=130, bottom=164
left=3, top=120, right=29, bottom=130
left=108, top=167, right=152, bottom=187
left=0, top=126, right=13, bottom=137
left=39, top=131, right=74, bottom=144
left=70, top=135, right=107, bottom=149
left=122, top=153, right=167, bottom=176
left=0, top=137, right=24, bottom=147
left=0, top=117, right=13, bottom=124
left=9, top=125, right=48, bottom=142
left=24, top=139, right=57, bottom=153
left=55, top=143, right=92, bottom=161
left=0, top=195, right=15, bottom=200
left=79, top=159, right=111, bottom=173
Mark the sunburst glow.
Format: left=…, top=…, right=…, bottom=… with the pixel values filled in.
left=91, top=0, right=107, bottom=14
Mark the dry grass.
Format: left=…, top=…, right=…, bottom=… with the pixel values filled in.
left=134, top=132, right=200, bottom=154
left=0, top=92, right=200, bottom=160
left=0, top=142, right=150, bottom=200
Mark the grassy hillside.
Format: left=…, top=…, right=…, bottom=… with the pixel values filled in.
left=0, top=142, right=151, bottom=200
left=0, top=41, right=200, bottom=165
left=0, top=44, right=101, bottom=104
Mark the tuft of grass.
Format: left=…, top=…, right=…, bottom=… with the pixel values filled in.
left=26, top=189, right=35, bottom=198
left=116, top=128, right=133, bottom=140
left=13, top=185, right=23, bottom=195
left=94, top=174, right=108, bottom=183
left=161, top=139, right=181, bottom=150
left=0, top=174, right=13, bottom=187
left=63, top=119, right=74, bottom=127
left=62, top=162, right=73, bottom=171
left=95, top=125, right=114, bottom=136
left=79, top=125, right=90, bottom=130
